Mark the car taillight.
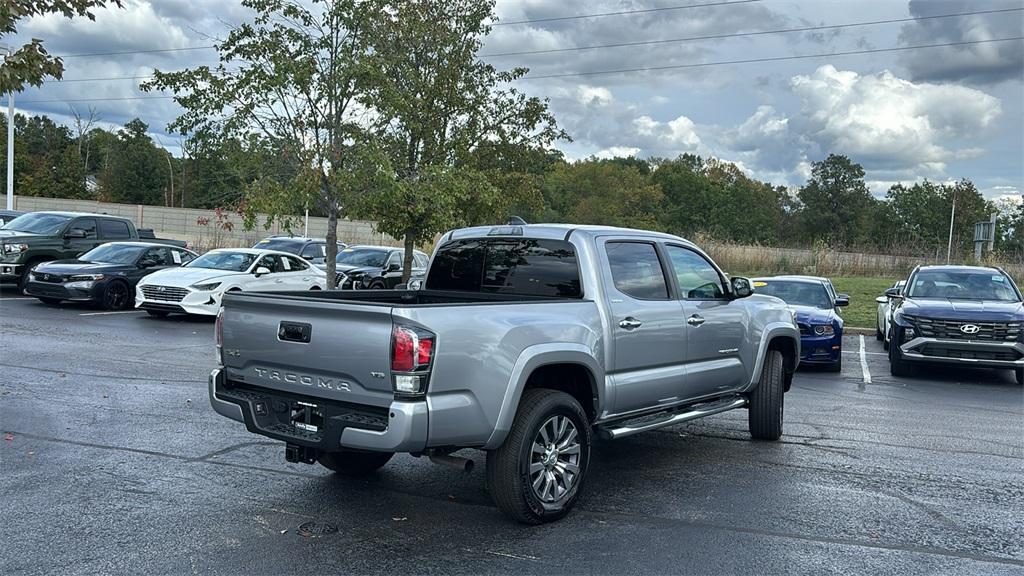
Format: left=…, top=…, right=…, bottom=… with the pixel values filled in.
left=391, top=325, right=435, bottom=398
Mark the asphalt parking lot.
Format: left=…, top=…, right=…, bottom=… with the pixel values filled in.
left=1, top=285, right=1022, bottom=575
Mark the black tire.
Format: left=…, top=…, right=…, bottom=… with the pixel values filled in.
left=368, top=280, right=386, bottom=290
left=318, top=450, right=393, bottom=476
left=37, top=297, right=62, bottom=306
left=748, top=349, right=784, bottom=441
left=1015, top=368, right=1023, bottom=386
left=146, top=310, right=170, bottom=318
left=875, top=325, right=884, bottom=341
left=888, top=328, right=913, bottom=377
left=101, top=280, right=131, bottom=311
left=486, top=389, right=591, bottom=525
left=828, top=354, right=842, bottom=373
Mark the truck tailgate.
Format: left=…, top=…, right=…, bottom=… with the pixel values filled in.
left=220, top=293, right=395, bottom=408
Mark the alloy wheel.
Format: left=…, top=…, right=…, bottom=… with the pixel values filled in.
left=529, top=415, right=581, bottom=503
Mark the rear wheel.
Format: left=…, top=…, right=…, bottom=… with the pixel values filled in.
left=487, top=389, right=591, bottom=524
left=888, top=328, right=913, bottom=377
left=748, top=350, right=784, bottom=440
left=146, top=310, right=169, bottom=318
left=318, top=450, right=393, bottom=476
left=101, top=280, right=131, bottom=310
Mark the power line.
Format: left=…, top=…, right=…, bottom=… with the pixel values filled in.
left=17, top=95, right=177, bottom=104
left=482, top=7, right=1024, bottom=57
left=522, top=36, right=1024, bottom=79
left=57, top=45, right=217, bottom=59
left=493, top=0, right=761, bottom=26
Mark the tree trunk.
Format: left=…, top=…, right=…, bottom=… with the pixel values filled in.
left=324, top=178, right=339, bottom=290
left=402, top=230, right=415, bottom=284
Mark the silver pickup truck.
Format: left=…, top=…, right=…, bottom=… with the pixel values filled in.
left=209, top=224, right=800, bottom=523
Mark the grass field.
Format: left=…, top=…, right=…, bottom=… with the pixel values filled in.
left=831, top=276, right=896, bottom=329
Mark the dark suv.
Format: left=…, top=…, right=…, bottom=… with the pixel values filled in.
left=252, top=236, right=346, bottom=266
left=324, top=245, right=429, bottom=289
left=888, top=265, right=1024, bottom=384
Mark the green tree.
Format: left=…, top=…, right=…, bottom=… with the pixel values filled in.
left=0, top=1, right=122, bottom=92
left=99, top=118, right=166, bottom=205
left=795, top=154, right=878, bottom=247
left=542, top=159, right=663, bottom=229
left=354, top=0, right=566, bottom=280
left=146, top=0, right=380, bottom=287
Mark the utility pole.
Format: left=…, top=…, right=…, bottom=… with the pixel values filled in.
left=3, top=44, right=13, bottom=211
left=946, top=186, right=958, bottom=264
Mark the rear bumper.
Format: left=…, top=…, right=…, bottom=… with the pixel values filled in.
left=899, top=337, right=1024, bottom=369
left=208, top=368, right=427, bottom=453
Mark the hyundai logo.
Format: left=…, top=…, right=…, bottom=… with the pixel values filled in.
left=158, top=286, right=166, bottom=292
left=959, top=324, right=981, bottom=335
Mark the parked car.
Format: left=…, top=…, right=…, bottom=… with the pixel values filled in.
left=209, top=224, right=800, bottom=524
left=876, top=279, right=906, bottom=349
left=887, top=265, right=1024, bottom=384
left=322, top=245, right=429, bottom=289
left=753, top=276, right=847, bottom=371
left=252, top=236, right=346, bottom=267
left=0, top=209, right=25, bottom=227
left=0, top=211, right=187, bottom=291
left=23, top=242, right=198, bottom=310
left=136, top=248, right=326, bottom=317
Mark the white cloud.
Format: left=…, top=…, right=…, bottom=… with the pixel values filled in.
left=595, top=146, right=641, bottom=159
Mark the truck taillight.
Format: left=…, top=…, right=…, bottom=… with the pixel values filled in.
left=391, top=325, right=435, bottom=398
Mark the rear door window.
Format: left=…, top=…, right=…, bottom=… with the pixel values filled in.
left=605, top=241, right=669, bottom=300
left=99, top=219, right=132, bottom=239
left=427, top=238, right=582, bottom=298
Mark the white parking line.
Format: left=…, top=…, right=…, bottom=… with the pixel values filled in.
left=859, top=334, right=872, bottom=384
left=0, top=297, right=35, bottom=300
left=79, top=310, right=145, bottom=316
left=843, top=350, right=886, bottom=356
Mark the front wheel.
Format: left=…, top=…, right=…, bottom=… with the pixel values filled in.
left=748, top=349, right=784, bottom=440
left=368, top=280, right=386, bottom=290
left=828, top=354, right=842, bottom=373
left=1015, top=368, right=1023, bottom=386
left=888, top=328, right=913, bottom=377
left=318, top=450, right=393, bottom=476
left=487, top=389, right=591, bottom=524
left=101, top=280, right=131, bottom=310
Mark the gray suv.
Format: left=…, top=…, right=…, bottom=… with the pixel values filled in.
left=209, top=224, right=800, bottom=523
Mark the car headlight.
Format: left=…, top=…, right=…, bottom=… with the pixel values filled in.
left=191, top=281, right=221, bottom=291
left=813, top=325, right=835, bottom=336
left=3, top=243, right=28, bottom=254
left=68, top=274, right=105, bottom=281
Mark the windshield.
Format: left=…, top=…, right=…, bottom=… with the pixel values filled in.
left=79, top=244, right=145, bottom=264
left=253, top=239, right=303, bottom=254
left=186, top=251, right=257, bottom=272
left=336, top=248, right=388, bottom=268
left=1, top=213, right=72, bottom=234
left=907, top=270, right=1020, bottom=301
left=754, top=280, right=833, bottom=309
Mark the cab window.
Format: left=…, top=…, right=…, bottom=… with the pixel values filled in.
left=665, top=245, right=725, bottom=299
left=99, top=219, right=132, bottom=239
left=605, top=241, right=669, bottom=300
left=386, top=252, right=403, bottom=270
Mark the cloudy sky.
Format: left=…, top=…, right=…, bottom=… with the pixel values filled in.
left=7, top=0, right=1023, bottom=201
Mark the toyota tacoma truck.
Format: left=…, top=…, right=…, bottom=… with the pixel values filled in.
left=209, top=224, right=800, bottom=523
left=887, top=265, right=1024, bottom=384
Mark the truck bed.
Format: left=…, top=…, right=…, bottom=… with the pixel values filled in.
left=228, top=288, right=584, bottom=307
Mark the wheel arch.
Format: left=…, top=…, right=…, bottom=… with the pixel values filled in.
left=746, top=323, right=800, bottom=393
left=483, top=345, right=603, bottom=450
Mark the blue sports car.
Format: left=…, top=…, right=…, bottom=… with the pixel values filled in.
left=753, top=276, right=848, bottom=372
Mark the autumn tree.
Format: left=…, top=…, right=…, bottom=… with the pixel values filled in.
left=354, top=0, right=566, bottom=281
left=145, top=0, right=381, bottom=287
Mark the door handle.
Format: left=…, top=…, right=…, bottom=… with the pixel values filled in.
left=687, top=314, right=705, bottom=327
left=618, top=317, right=643, bottom=330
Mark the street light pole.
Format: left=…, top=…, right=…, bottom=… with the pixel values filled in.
left=3, top=44, right=13, bottom=211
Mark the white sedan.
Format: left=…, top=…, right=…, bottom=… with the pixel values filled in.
left=136, top=248, right=326, bottom=317
left=875, top=279, right=906, bottom=349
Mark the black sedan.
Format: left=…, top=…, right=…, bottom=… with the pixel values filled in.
left=325, top=245, right=429, bottom=289
left=24, top=242, right=198, bottom=310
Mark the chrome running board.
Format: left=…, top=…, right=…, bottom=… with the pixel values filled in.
left=597, top=395, right=748, bottom=440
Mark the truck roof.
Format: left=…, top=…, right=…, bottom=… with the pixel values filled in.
left=917, top=264, right=1002, bottom=273
left=35, top=210, right=131, bottom=220
left=446, top=223, right=694, bottom=246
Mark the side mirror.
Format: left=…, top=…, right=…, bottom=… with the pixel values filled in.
left=386, top=262, right=401, bottom=272
left=834, top=296, right=850, bottom=307
left=254, top=266, right=272, bottom=277
left=875, top=296, right=888, bottom=304
left=883, top=287, right=903, bottom=298
left=730, top=276, right=753, bottom=299
left=65, top=228, right=88, bottom=239
left=138, top=259, right=156, bottom=268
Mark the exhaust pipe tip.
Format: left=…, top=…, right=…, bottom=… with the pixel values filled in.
left=429, top=453, right=474, bottom=473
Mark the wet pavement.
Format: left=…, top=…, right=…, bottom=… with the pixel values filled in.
left=1, top=285, right=1022, bottom=575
